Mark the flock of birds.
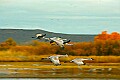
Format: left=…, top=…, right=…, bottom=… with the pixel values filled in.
left=32, top=33, right=73, bottom=49
left=32, top=33, right=94, bottom=66
left=41, top=54, right=94, bottom=66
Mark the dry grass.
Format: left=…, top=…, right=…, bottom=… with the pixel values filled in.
left=0, top=50, right=119, bottom=63
left=90, top=56, right=120, bottom=63
left=0, top=65, right=119, bottom=69
left=60, top=55, right=120, bottom=63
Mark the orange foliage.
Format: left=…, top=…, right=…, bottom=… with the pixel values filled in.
left=95, top=31, right=120, bottom=41
left=0, top=38, right=17, bottom=50
left=94, top=31, right=120, bottom=56
left=0, top=33, right=120, bottom=56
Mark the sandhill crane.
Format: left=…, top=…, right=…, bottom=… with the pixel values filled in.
left=70, top=58, right=94, bottom=66
left=32, top=33, right=73, bottom=49
left=45, top=37, right=72, bottom=49
left=41, top=54, right=68, bottom=66
left=32, top=33, right=46, bottom=39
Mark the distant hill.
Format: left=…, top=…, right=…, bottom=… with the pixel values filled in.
left=0, top=29, right=97, bottom=43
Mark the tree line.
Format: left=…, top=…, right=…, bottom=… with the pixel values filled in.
left=0, top=31, right=120, bottom=56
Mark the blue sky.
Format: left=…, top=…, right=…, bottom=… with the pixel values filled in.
left=0, top=0, right=120, bottom=34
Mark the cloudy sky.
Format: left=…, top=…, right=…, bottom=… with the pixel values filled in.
left=0, top=0, right=120, bottom=34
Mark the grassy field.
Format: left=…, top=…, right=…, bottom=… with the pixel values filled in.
left=0, top=51, right=119, bottom=63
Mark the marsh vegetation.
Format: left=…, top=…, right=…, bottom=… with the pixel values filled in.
left=0, top=62, right=120, bottom=79
left=0, top=31, right=120, bottom=79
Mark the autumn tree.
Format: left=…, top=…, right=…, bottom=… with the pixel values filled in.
left=94, top=31, right=120, bottom=56
left=5, top=38, right=17, bottom=46
left=0, top=38, right=16, bottom=50
left=95, top=31, right=120, bottom=41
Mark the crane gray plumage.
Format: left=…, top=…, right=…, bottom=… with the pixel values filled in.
left=45, top=37, right=72, bottom=48
left=48, top=56, right=61, bottom=66
left=32, top=33, right=46, bottom=39
left=70, top=58, right=94, bottom=66
left=32, top=33, right=73, bottom=48
left=41, top=54, right=68, bottom=66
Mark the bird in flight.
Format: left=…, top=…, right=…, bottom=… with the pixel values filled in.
left=32, top=33, right=73, bottom=49
left=70, top=58, right=94, bottom=66
left=41, top=54, right=68, bottom=66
